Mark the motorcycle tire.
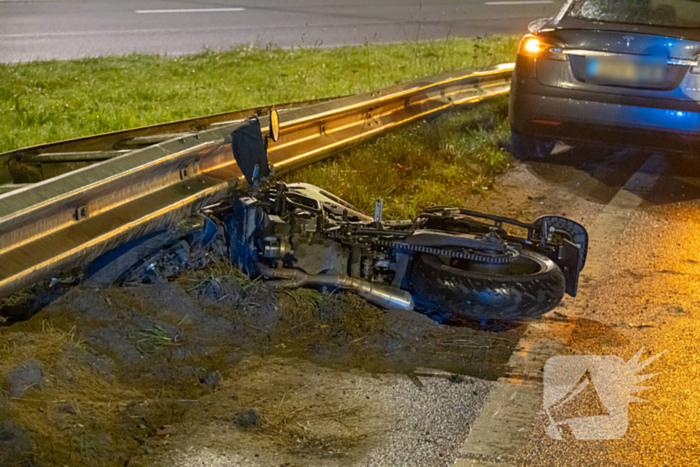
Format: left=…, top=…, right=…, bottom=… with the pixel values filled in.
left=406, top=250, right=565, bottom=322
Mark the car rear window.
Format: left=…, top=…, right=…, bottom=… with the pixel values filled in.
left=570, top=0, right=700, bottom=28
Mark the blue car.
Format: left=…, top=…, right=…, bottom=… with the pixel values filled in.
left=510, top=0, right=700, bottom=158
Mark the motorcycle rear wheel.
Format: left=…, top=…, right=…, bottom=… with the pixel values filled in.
left=406, top=250, right=564, bottom=322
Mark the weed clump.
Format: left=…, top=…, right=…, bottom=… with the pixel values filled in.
left=134, top=325, right=181, bottom=355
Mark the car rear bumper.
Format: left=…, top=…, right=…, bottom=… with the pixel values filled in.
left=510, top=78, right=700, bottom=152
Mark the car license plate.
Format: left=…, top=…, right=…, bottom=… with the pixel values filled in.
left=585, top=57, right=667, bottom=85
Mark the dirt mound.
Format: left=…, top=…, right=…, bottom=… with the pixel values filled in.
left=0, top=262, right=519, bottom=466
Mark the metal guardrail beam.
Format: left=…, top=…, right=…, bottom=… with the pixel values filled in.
left=0, top=97, right=341, bottom=161
left=0, top=97, right=344, bottom=186
left=0, top=63, right=514, bottom=298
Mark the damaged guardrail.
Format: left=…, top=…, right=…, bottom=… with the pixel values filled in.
left=0, top=62, right=514, bottom=298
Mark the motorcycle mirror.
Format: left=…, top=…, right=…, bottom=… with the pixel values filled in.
left=230, top=117, right=270, bottom=185
left=270, top=109, right=280, bottom=143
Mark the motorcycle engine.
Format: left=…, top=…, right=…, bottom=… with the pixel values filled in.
left=224, top=187, right=351, bottom=277
left=260, top=209, right=349, bottom=275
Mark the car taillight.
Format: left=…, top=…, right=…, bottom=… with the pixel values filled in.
left=518, top=35, right=565, bottom=61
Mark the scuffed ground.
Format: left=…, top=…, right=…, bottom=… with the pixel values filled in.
left=0, top=267, right=509, bottom=466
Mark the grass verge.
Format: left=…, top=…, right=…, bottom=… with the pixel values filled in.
left=0, top=35, right=518, bottom=153
left=283, top=96, right=512, bottom=219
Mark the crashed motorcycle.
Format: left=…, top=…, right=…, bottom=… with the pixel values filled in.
left=84, top=117, right=588, bottom=323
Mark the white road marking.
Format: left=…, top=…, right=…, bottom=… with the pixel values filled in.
left=485, top=1, right=553, bottom=4
left=135, top=8, right=245, bottom=14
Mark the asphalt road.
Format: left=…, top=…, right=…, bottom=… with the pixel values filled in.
left=0, top=0, right=564, bottom=63
left=452, top=149, right=700, bottom=466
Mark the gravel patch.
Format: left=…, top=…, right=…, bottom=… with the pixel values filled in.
left=168, top=369, right=494, bottom=467
left=361, top=372, right=493, bottom=467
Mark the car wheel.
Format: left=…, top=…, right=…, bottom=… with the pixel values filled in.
left=510, top=129, right=556, bottom=160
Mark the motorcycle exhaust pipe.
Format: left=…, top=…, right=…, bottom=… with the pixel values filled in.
left=258, top=265, right=414, bottom=311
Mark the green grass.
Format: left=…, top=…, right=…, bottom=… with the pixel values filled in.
left=134, top=325, right=181, bottom=355
left=0, top=36, right=518, bottom=153
left=283, top=96, right=512, bottom=219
